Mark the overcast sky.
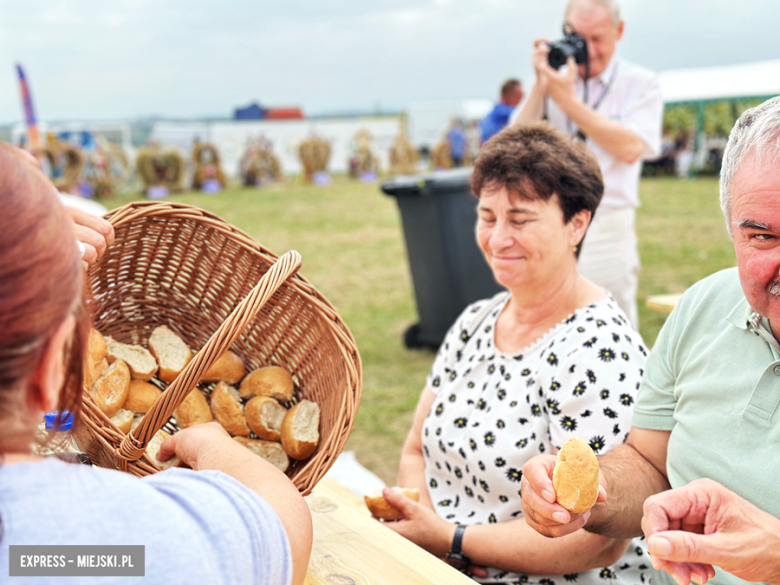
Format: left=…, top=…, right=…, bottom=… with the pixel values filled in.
left=0, top=0, right=778, bottom=124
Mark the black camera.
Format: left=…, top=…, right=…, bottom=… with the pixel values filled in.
left=547, top=26, right=588, bottom=70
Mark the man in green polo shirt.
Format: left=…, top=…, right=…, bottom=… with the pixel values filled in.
left=517, top=96, right=780, bottom=585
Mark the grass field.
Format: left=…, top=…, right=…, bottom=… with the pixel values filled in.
left=106, top=175, right=736, bottom=483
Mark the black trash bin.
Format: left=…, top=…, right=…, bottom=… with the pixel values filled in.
left=382, top=168, right=504, bottom=349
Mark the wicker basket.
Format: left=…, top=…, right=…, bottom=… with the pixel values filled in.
left=75, top=202, right=362, bottom=495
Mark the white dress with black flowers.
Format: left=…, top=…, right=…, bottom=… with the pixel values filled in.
left=422, top=291, right=651, bottom=585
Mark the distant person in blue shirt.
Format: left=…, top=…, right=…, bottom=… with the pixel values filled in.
left=446, top=118, right=467, bottom=167
left=480, top=79, right=524, bottom=144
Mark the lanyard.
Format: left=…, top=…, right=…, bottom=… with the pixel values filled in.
left=563, top=61, right=620, bottom=141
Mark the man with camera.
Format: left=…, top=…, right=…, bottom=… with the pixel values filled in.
left=512, top=0, right=663, bottom=327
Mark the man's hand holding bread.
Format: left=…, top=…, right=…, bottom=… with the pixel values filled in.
left=521, top=439, right=607, bottom=538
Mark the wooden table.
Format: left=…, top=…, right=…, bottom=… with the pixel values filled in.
left=304, top=477, right=476, bottom=585
left=645, top=293, right=683, bottom=314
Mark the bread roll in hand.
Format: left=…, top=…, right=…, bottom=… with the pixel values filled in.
left=365, top=487, right=419, bottom=520
left=553, top=437, right=600, bottom=514
left=146, top=430, right=181, bottom=470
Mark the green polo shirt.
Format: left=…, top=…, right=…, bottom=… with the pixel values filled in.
left=634, top=267, right=780, bottom=585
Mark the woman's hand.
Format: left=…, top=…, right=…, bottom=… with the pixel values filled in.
left=65, top=205, right=115, bottom=269
left=378, top=488, right=488, bottom=577
left=378, top=487, right=453, bottom=556
left=158, top=422, right=233, bottom=469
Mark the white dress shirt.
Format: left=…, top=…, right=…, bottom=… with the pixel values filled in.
left=513, top=56, right=664, bottom=212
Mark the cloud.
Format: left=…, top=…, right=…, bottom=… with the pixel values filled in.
left=0, top=0, right=777, bottom=123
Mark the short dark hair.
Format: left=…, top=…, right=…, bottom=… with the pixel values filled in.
left=471, top=123, right=603, bottom=225
left=501, top=79, right=521, bottom=98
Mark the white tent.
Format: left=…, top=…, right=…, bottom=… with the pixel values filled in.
left=658, top=59, right=780, bottom=104
left=656, top=59, right=780, bottom=174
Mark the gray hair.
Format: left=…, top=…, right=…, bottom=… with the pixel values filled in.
left=720, top=96, right=780, bottom=235
left=565, top=0, right=621, bottom=26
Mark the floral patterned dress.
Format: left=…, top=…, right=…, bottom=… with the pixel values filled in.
left=422, top=292, right=651, bottom=585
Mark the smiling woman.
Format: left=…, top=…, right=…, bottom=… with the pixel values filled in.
left=471, top=124, right=603, bottom=319
left=382, top=124, right=652, bottom=585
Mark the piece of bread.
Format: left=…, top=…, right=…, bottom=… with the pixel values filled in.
left=110, top=408, right=134, bottom=434
left=364, top=487, right=419, bottom=520
left=210, top=381, right=251, bottom=437
left=174, top=388, right=213, bottom=429
left=84, top=357, right=108, bottom=390
left=88, top=328, right=107, bottom=363
left=148, top=325, right=193, bottom=383
left=146, top=429, right=180, bottom=470
left=233, top=437, right=289, bottom=472
left=200, top=350, right=246, bottom=385
left=245, top=396, right=287, bottom=442
left=91, top=359, right=130, bottom=418
left=553, top=437, right=600, bottom=514
left=105, top=337, right=158, bottom=381
left=130, top=415, right=144, bottom=433
left=124, top=380, right=162, bottom=414
left=239, top=365, right=294, bottom=402
left=281, top=399, right=320, bottom=460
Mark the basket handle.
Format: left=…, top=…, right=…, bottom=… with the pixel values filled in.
left=115, top=249, right=303, bottom=469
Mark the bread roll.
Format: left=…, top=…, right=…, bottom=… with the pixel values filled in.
left=148, top=325, right=193, bottom=383
left=245, top=396, right=287, bottom=442
left=210, top=381, right=250, bottom=437
left=553, top=437, right=600, bottom=514
left=88, top=328, right=107, bottom=363
left=201, top=351, right=246, bottom=385
left=124, top=380, right=162, bottom=414
left=281, top=399, right=320, bottom=460
left=233, top=437, right=289, bottom=472
left=239, top=365, right=294, bottom=402
left=364, top=487, right=419, bottom=520
left=91, top=359, right=130, bottom=418
left=105, top=337, right=158, bottom=381
left=146, top=430, right=180, bottom=470
left=110, top=408, right=134, bottom=434
left=84, top=357, right=108, bottom=390
left=174, top=388, right=213, bottom=429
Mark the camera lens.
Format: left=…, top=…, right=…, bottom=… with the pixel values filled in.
left=548, top=41, right=575, bottom=70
